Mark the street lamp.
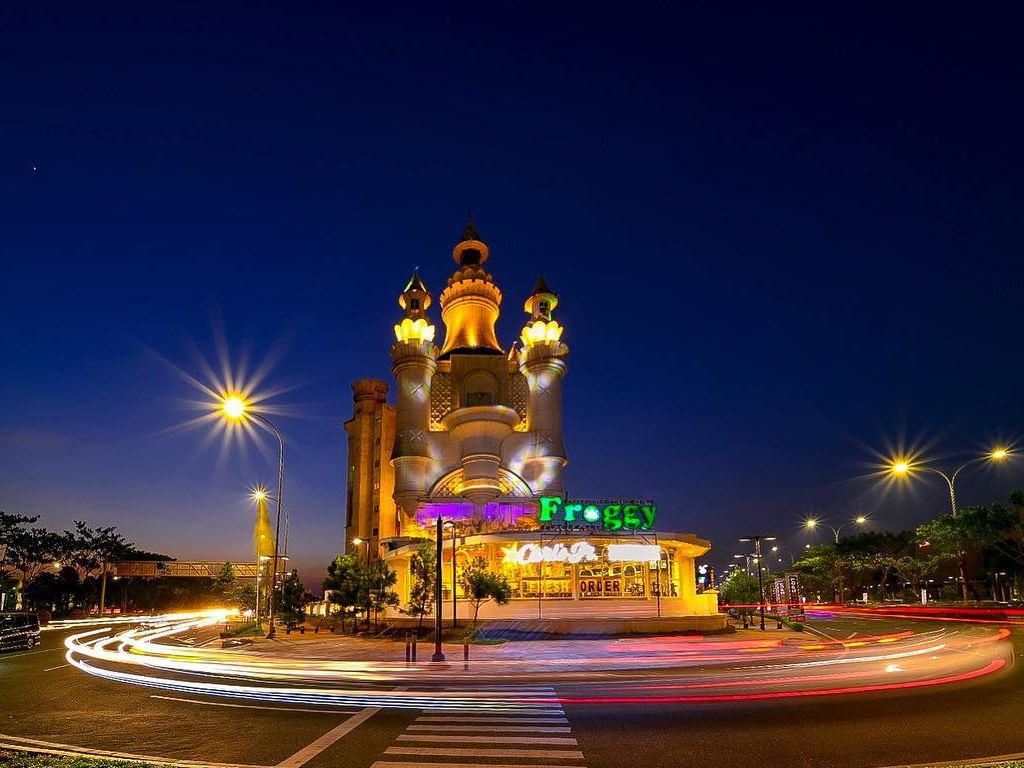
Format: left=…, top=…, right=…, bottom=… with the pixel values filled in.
left=443, top=521, right=458, bottom=629
left=887, top=447, right=1013, bottom=515
left=732, top=553, right=753, bottom=577
left=432, top=514, right=445, bottom=662
left=220, top=393, right=286, bottom=639
left=803, top=515, right=869, bottom=543
left=351, top=538, right=371, bottom=631
left=739, top=534, right=776, bottom=631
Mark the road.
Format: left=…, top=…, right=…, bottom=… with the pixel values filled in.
left=1, top=614, right=1021, bottom=768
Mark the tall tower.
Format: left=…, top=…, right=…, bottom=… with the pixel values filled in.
left=391, top=270, right=439, bottom=516
left=518, top=275, right=569, bottom=495
left=343, top=379, right=395, bottom=555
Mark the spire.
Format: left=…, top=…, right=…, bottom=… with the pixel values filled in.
left=398, top=268, right=431, bottom=319
left=440, top=215, right=503, bottom=358
left=531, top=274, right=554, bottom=297
left=453, top=212, right=490, bottom=266
left=524, top=274, right=558, bottom=320
left=460, top=212, right=481, bottom=243
left=403, top=268, right=428, bottom=295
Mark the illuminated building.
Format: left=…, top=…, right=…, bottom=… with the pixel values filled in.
left=344, top=218, right=722, bottom=627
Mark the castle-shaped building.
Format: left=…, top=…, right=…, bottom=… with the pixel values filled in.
left=344, top=219, right=720, bottom=625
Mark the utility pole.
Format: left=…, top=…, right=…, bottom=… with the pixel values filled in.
left=740, top=534, right=776, bottom=631
left=432, top=515, right=445, bottom=661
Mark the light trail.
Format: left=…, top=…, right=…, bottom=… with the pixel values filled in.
left=60, top=611, right=1015, bottom=710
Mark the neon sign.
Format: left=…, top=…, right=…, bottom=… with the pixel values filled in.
left=502, top=542, right=598, bottom=565
left=538, top=497, right=656, bottom=532
left=606, top=544, right=661, bottom=563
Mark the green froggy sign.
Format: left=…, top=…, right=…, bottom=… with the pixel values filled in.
left=538, top=497, right=657, bottom=532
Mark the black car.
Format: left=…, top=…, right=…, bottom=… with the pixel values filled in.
left=0, top=612, right=41, bottom=651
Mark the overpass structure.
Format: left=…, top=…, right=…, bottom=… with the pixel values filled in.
left=112, top=558, right=286, bottom=579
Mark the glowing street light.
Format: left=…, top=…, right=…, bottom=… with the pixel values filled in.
left=350, top=538, right=371, bottom=631
left=221, top=395, right=247, bottom=420
left=216, top=392, right=287, bottom=639
left=803, top=516, right=869, bottom=543
left=886, top=447, right=1014, bottom=515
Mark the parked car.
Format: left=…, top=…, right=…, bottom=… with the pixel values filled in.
left=0, top=612, right=42, bottom=651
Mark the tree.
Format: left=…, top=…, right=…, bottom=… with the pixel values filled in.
left=212, top=562, right=237, bottom=606
left=718, top=569, right=762, bottom=613
left=61, top=522, right=133, bottom=613
left=1, top=511, right=40, bottom=580
left=233, top=582, right=257, bottom=614
left=461, top=557, right=511, bottom=629
left=794, top=545, right=848, bottom=602
left=5, top=527, right=60, bottom=593
left=279, top=569, right=313, bottom=625
left=402, top=542, right=435, bottom=632
left=918, top=506, right=1001, bottom=603
left=323, top=553, right=364, bottom=633
left=366, top=560, right=399, bottom=632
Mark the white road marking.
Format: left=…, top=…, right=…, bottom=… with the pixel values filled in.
left=42, top=664, right=70, bottom=672
left=2, top=648, right=58, bottom=659
left=419, top=712, right=565, bottom=720
left=385, top=746, right=585, bottom=759
left=150, top=695, right=352, bottom=715
left=416, top=716, right=569, bottom=724
left=274, top=707, right=380, bottom=768
left=397, top=734, right=577, bottom=745
left=373, top=763, right=586, bottom=768
left=406, top=725, right=572, bottom=733
left=0, top=734, right=269, bottom=768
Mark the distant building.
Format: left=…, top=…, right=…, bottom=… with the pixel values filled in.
left=343, top=218, right=721, bottom=625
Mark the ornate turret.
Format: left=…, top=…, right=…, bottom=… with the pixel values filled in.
left=394, top=270, right=435, bottom=344
left=521, top=275, right=564, bottom=347
left=391, top=272, right=439, bottom=517
left=438, top=217, right=504, bottom=359
left=518, top=275, right=569, bottom=495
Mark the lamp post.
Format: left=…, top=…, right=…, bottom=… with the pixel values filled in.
left=432, top=514, right=445, bottom=662
left=220, top=395, right=286, bottom=639
left=888, top=448, right=1013, bottom=515
left=732, top=553, right=753, bottom=577
left=739, top=535, right=776, bottom=631
left=443, top=521, right=458, bottom=629
left=351, top=538, right=371, bottom=631
left=888, top=447, right=1013, bottom=603
left=804, top=516, right=869, bottom=544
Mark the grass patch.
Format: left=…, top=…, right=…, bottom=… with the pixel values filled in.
left=219, top=623, right=263, bottom=638
left=0, top=749, right=160, bottom=768
left=465, top=635, right=506, bottom=645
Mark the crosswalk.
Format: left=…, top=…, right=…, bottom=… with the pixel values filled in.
left=370, top=687, right=586, bottom=768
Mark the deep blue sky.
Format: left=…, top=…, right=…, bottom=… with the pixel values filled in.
left=3, top=3, right=1023, bottom=583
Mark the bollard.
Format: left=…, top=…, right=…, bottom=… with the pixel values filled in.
left=411, top=633, right=417, bottom=662
left=463, top=639, right=469, bottom=671
left=405, top=633, right=411, bottom=664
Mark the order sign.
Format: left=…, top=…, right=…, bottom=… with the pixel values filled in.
left=578, top=578, right=622, bottom=598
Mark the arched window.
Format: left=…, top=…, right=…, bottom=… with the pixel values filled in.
left=462, top=370, right=497, bottom=407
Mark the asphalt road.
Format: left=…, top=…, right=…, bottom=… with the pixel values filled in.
left=1, top=616, right=1022, bottom=768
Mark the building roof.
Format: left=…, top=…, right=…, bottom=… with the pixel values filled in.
left=531, top=274, right=555, bottom=297
left=403, top=268, right=428, bottom=294
left=460, top=213, right=482, bottom=243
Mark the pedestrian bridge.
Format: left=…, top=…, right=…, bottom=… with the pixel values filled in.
left=112, top=559, right=284, bottom=579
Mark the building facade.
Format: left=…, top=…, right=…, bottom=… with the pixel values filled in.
left=344, top=219, right=720, bottom=624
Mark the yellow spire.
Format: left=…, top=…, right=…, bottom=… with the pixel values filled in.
left=438, top=216, right=503, bottom=359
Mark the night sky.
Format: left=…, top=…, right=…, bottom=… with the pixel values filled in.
left=3, top=4, right=1023, bottom=583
